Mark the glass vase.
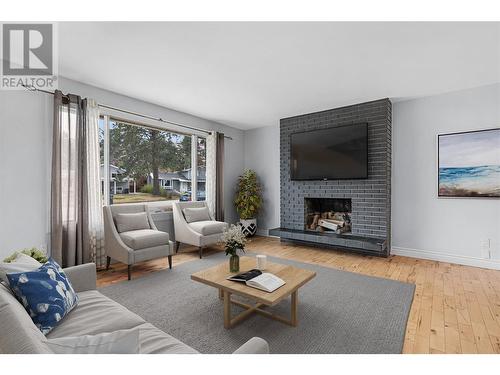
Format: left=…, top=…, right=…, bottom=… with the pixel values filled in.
left=229, top=254, right=240, bottom=273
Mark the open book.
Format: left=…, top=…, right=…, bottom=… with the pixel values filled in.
left=227, top=269, right=285, bottom=293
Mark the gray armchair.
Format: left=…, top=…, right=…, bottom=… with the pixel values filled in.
left=172, top=201, right=228, bottom=259
left=103, top=204, right=175, bottom=280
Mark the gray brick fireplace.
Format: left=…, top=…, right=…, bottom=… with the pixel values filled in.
left=270, top=98, right=392, bottom=256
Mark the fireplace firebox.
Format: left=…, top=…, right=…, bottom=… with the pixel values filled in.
left=304, top=198, right=352, bottom=235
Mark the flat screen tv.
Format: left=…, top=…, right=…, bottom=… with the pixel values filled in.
left=290, top=123, right=368, bottom=180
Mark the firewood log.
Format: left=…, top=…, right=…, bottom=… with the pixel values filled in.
left=318, top=220, right=338, bottom=231
left=333, top=212, right=345, bottom=221
left=310, top=214, right=320, bottom=230
left=328, top=219, right=345, bottom=227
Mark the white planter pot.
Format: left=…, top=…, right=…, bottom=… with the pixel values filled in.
left=239, top=218, right=257, bottom=237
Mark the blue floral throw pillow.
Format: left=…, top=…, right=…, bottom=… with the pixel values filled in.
left=7, top=258, right=78, bottom=334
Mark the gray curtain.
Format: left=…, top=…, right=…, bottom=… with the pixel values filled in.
left=215, top=132, right=225, bottom=221
left=51, top=90, right=91, bottom=267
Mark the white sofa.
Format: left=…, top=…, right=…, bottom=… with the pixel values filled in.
left=172, top=201, right=228, bottom=258
left=0, top=263, right=269, bottom=354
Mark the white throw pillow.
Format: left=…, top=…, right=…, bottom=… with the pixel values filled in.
left=183, top=207, right=211, bottom=223
left=0, top=253, right=42, bottom=285
left=47, top=328, right=140, bottom=354
left=115, top=212, right=150, bottom=233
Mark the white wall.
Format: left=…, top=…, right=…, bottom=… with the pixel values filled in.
left=0, top=91, right=52, bottom=258
left=0, top=77, right=245, bottom=259
left=392, top=84, right=500, bottom=268
left=243, top=125, right=280, bottom=234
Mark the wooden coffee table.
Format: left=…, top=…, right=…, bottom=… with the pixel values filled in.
left=191, top=257, right=316, bottom=329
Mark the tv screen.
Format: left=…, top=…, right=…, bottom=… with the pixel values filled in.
left=290, top=123, right=368, bottom=180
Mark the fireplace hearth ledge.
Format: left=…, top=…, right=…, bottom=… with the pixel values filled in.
left=268, top=227, right=388, bottom=257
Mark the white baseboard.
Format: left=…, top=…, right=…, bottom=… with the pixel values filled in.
left=391, top=246, right=500, bottom=270
left=254, top=230, right=500, bottom=270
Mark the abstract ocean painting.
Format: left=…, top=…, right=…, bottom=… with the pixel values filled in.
left=438, top=128, right=500, bottom=198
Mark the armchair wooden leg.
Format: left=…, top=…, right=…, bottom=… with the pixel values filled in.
left=168, top=255, right=172, bottom=269
left=199, top=246, right=203, bottom=259
left=106, top=256, right=111, bottom=270
left=175, top=241, right=180, bottom=253
left=127, top=265, right=132, bottom=280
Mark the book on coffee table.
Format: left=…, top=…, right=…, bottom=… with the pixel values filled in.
left=227, top=269, right=286, bottom=293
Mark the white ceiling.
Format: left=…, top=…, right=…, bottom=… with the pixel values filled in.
left=59, top=22, right=500, bottom=130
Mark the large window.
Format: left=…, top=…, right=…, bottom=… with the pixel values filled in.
left=99, top=117, right=206, bottom=205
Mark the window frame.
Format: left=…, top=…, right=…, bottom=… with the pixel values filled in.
left=99, top=112, right=206, bottom=206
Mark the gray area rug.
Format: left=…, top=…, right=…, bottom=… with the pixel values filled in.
left=100, top=253, right=415, bottom=354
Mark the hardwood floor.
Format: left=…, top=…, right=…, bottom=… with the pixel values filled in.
left=97, top=236, right=500, bottom=354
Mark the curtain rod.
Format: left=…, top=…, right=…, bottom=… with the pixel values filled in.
left=22, top=85, right=233, bottom=140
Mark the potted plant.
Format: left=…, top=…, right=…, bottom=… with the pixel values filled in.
left=234, top=169, right=262, bottom=237
left=221, top=224, right=247, bottom=272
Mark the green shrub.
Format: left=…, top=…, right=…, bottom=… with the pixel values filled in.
left=140, top=184, right=180, bottom=200
left=140, top=184, right=154, bottom=194
left=160, top=190, right=181, bottom=199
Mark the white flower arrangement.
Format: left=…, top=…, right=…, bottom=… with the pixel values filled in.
left=220, top=224, right=247, bottom=256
